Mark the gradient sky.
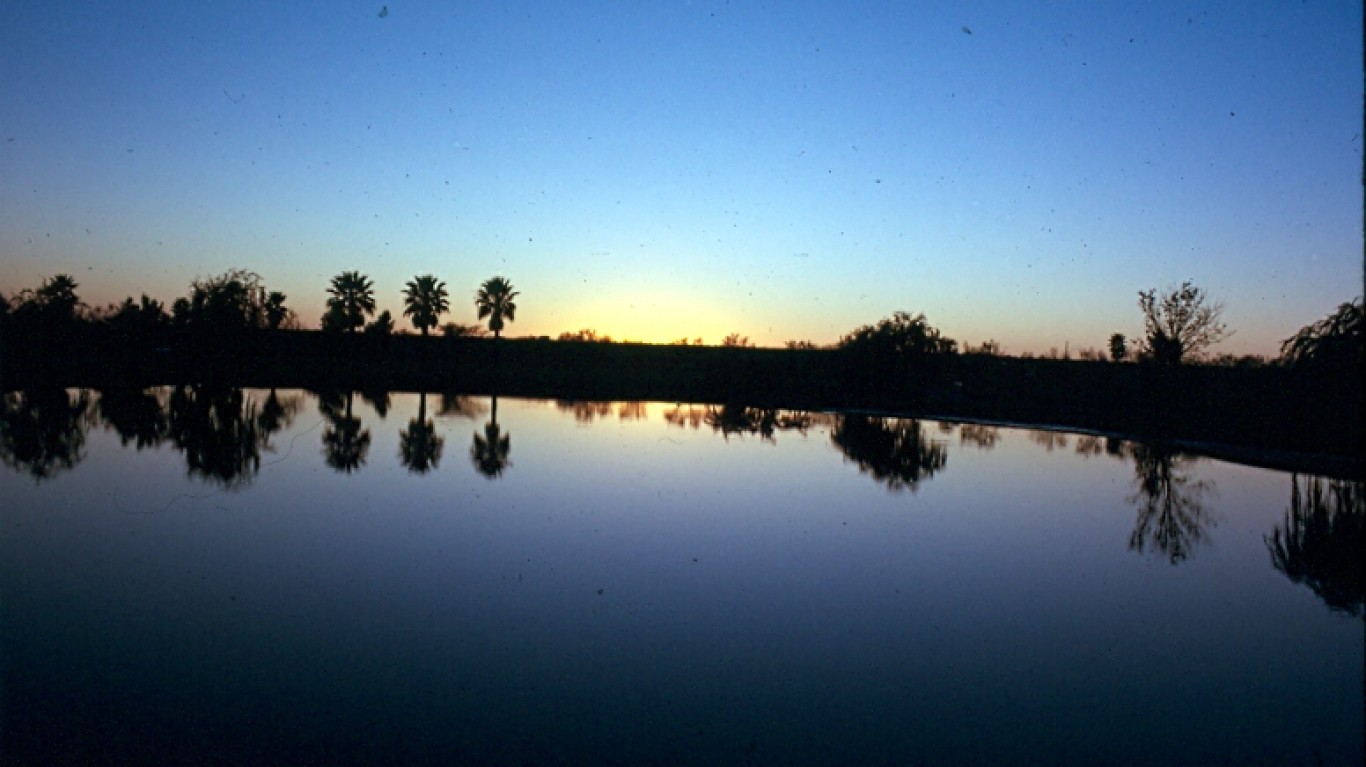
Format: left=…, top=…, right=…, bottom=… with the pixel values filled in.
left=2, top=1, right=1361, bottom=354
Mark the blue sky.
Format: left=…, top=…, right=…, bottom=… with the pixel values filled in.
left=2, top=1, right=1361, bottom=354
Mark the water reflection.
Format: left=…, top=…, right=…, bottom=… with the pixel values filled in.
left=553, top=400, right=652, bottom=423
left=703, top=403, right=819, bottom=442
left=470, top=396, right=510, bottom=478
left=256, top=388, right=304, bottom=436
left=831, top=414, right=947, bottom=492
left=438, top=392, right=488, bottom=420
left=1267, top=475, right=1364, bottom=617
left=1125, top=443, right=1218, bottom=564
left=318, top=390, right=371, bottom=474
left=399, top=390, right=443, bottom=474
left=357, top=385, right=391, bottom=419
left=98, top=386, right=168, bottom=449
left=957, top=422, right=1001, bottom=450
left=167, top=385, right=284, bottom=489
left=0, top=388, right=90, bottom=481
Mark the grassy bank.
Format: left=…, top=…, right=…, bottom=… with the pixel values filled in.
left=3, top=327, right=1360, bottom=473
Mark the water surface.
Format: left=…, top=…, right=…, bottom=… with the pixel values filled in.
left=2, top=388, right=1361, bottom=765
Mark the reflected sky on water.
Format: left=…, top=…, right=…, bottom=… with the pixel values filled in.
left=2, top=389, right=1361, bottom=765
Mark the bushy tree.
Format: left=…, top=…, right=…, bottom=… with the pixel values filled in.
left=1137, top=281, right=1229, bottom=365
left=364, top=309, right=394, bottom=336
left=838, top=311, right=957, bottom=357
left=721, top=333, right=753, bottom=348
left=177, top=269, right=282, bottom=335
left=1108, top=333, right=1127, bottom=362
left=1278, top=298, right=1361, bottom=376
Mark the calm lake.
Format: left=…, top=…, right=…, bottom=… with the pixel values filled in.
left=2, top=388, right=1361, bottom=765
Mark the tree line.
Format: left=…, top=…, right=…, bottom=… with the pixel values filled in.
left=0, top=270, right=521, bottom=341
left=1, top=271, right=1359, bottom=374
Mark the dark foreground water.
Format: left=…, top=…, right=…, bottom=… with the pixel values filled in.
left=2, top=388, right=1361, bottom=765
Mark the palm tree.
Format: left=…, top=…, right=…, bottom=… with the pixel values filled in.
left=475, top=276, right=518, bottom=339
left=326, top=271, right=376, bottom=333
left=402, top=275, right=450, bottom=337
left=263, top=291, right=292, bottom=330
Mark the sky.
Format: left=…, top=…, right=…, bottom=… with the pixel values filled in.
left=1, top=1, right=1361, bottom=354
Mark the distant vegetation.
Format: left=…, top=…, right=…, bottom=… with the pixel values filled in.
left=1, top=271, right=1360, bottom=380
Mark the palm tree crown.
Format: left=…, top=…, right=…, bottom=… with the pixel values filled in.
left=326, top=271, right=376, bottom=333
left=475, top=276, right=518, bottom=339
left=402, top=275, right=450, bottom=336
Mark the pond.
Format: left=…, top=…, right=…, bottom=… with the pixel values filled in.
left=1, top=388, right=1361, bottom=765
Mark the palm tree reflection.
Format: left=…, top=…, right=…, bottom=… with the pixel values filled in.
left=831, top=414, right=947, bottom=492
left=399, top=390, right=444, bottom=474
left=0, top=388, right=91, bottom=482
left=470, top=396, right=511, bottom=478
left=1126, top=443, right=1217, bottom=564
left=319, top=390, right=370, bottom=474
left=1266, top=475, right=1363, bottom=617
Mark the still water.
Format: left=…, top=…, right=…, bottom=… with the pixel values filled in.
left=1, top=388, right=1361, bottom=765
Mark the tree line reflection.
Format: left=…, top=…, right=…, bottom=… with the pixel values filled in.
left=3, top=387, right=1360, bottom=613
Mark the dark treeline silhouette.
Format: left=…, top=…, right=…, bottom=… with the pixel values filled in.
left=1267, top=475, right=1364, bottom=617
left=3, top=273, right=1360, bottom=475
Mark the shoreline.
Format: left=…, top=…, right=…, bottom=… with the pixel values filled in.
left=3, top=329, right=1360, bottom=479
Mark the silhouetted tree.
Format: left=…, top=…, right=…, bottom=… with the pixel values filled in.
left=184, top=269, right=269, bottom=335
left=470, top=396, right=510, bottom=477
left=1108, top=332, right=1127, bottom=362
left=402, top=275, right=450, bottom=336
left=364, top=309, right=394, bottom=336
left=721, top=333, right=753, bottom=348
left=6, top=275, right=85, bottom=343
left=1277, top=297, right=1362, bottom=377
left=838, top=311, right=957, bottom=358
left=1136, top=281, right=1229, bottom=365
left=326, top=271, right=376, bottom=333
left=1266, top=475, right=1363, bottom=617
left=1126, top=443, right=1217, bottom=563
left=475, top=276, right=518, bottom=339
left=319, top=390, right=370, bottom=473
left=442, top=322, right=488, bottom=338
left=831, top=415, right=947, bottom=492
left=399, top=391, right=444, bottom=473
left=263, top=291, right=293, bottom=330
left=105, top=295, right=170, bottom=338
left=35, top=274, right=82, bottom=322
left=0, top=388, right=91, bottom=482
